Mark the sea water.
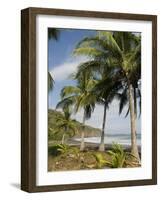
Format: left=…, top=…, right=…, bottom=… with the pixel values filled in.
left=74, top=133, right=141, bottom=146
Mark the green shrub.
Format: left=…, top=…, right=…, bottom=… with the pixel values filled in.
left=93, top=153, right=110, bottom=168
left=107, top=143, right=132, bottom=168
left=48, top=144, right=70, bottom=156
left=55, top=144, right=70, bottom=154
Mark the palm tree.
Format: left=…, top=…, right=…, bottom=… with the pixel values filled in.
left=60, top=71, right=97, bottom=151
left=56, top=99, right=77, bottom=144
left=95, top=78, right=121, bottom=151
left=76, top=60, right=121, bottom=151
left=73, top=31, right=141, bottom=160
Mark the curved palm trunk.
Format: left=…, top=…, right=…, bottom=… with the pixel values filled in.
left=80, top=111, right=86, bottom=151
left=128, top=83, right=140, bottom=162
left=99, top=102, right=107, bottom=151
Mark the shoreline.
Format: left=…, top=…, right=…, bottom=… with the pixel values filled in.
left=68, top=138, right=141, bottom=152
left=49, top=138, right=141, bottom=153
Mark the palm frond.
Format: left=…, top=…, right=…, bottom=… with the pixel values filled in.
left=56, top=96, right=75, bottom=110
left=61, top=86, right=81, bottom=98
left=125, top=107, right=130, bottom=117
left=73, top=47, right=107, bottom=58
left=84, top=104, right=95, bottom=120
left=48, top=72, right=54, bottom=91
left=117, top=89, right=128, bottom=115
left=48, top=28, right=60, bottom=40
left=75, top=36, right=112, bottom=52
left=98, top=31, right=122, bottom=57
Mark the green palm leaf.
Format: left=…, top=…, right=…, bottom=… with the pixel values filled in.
left=48, top=72, right=54, bottom=91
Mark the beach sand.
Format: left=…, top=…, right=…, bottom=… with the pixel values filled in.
left=49, top=138, right=141, bottom=154
left=69, top=139, right=141, bottom=152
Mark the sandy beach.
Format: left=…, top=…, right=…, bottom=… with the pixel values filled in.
left=49, top=138, right=141, bottom=153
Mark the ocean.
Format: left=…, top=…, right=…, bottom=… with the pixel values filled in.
left=74, top=133, right=141, bottom=146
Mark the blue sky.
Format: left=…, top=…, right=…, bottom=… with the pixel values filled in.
left=48, top=28, right=141, bottom=134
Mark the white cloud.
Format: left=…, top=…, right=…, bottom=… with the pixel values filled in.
left=50, top=57, right=88, bottom=82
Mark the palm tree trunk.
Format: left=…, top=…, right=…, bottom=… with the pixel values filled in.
left=134, top=87, right=137, bottom=117
left=134, top=87, right=138, bottom=141
left=99, top=102, right=107, bottom=151
left=62, top=126, right=67, bottom=144
left=61, top=133, right=65, bottom=144
left=80, top=111, right=86, bottom=151
left=128, top=82, right=140, bottom=161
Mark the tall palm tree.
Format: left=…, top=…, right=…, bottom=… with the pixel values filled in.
left=73, top=31, right=141, bottom=160
left=95, top=78, right=122, bottom=151
left=76, top=60, right=121, bottom=151
left=60, top=71, right=97, bottom=151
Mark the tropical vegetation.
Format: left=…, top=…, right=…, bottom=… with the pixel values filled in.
left=73, top=31, right=141, bottom=160
left=48, top=29, right=141, bottom=171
